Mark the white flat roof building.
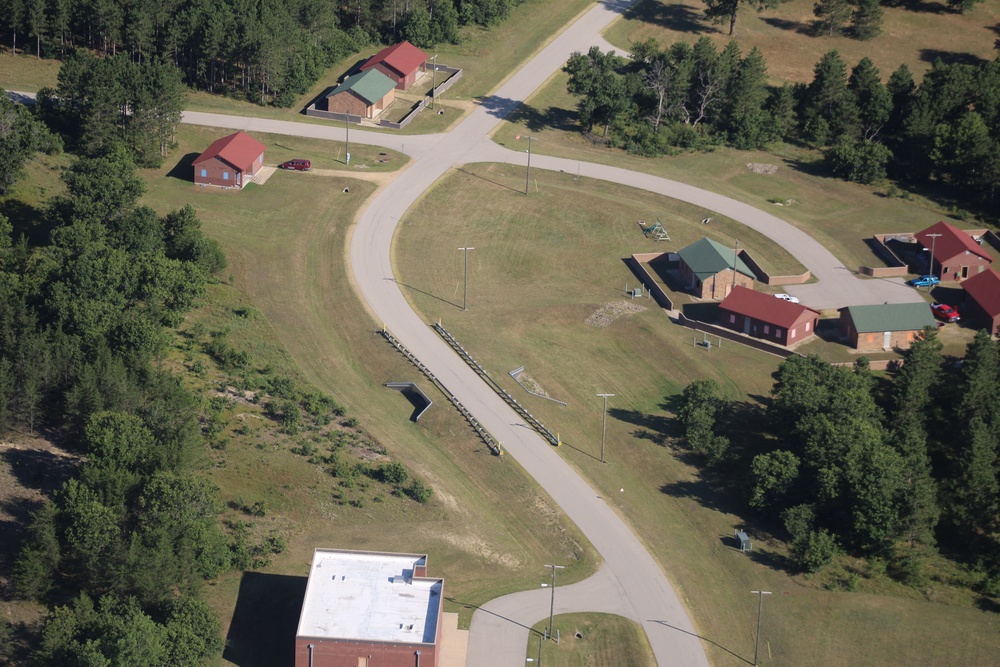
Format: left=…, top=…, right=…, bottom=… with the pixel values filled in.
left=296, top=549, right=442, bottom=645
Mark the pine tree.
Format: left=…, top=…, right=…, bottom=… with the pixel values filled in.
left=813, top=0, right=851, bottom=37
left=851, top=0, right=883, bottom=41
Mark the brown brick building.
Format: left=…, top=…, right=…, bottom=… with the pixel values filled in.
left=360, top=41, right=428, bottom=91
left=193, top=131, right=265, bottom=189
left=719, top=286, right=820, bottom=347
left=678, top=237, right=754, bottom=300
left=839, top=303, right=937, bottom=352
left=916, top=220, right=993, bottom=282
left=320, top=69, right=397, bottom=120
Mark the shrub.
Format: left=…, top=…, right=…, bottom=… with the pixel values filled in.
left=404, top=478, right=433, bottom=504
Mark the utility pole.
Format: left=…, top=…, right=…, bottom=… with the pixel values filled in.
left=597, top=393, right=614, bottom=464
left=750, top=590, right=772, bottom=666
left=925, top=232, right=942, bottom=283
left=458, top=247, right=475, bottom=310
left=543, top=564, right=564, bottom=640
left=731, top=238, right=739, bottom=295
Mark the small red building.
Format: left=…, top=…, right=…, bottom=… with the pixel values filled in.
left=193, top=131, right=265, bottom=189
left=961, top=268, right=1000, bottom=335
left=916, top=221, right=992, bottom=282
left=719, top=286, right=820, bottom=347
left=360, top=41, right=428, bottom=91
left=295, top=549, right=443, bottom=667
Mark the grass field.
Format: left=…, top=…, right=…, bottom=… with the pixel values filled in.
left=527, top=614, right=656, bottom=667
left=605, top=0, right=1000, bottom=85
left=394, top=164, right=1000, bottom=666
left=496, top=71, right=973, bottom=275
left=137, top=125, right=607, bottom=659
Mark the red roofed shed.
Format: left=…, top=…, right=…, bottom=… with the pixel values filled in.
left=719, top=286, right=820, bottom=347
left=360, top=41, right=427, bottom=91
left=962, top=268, right=1000, bottom=335
left=916, top=221, right=992, bottom=282
left=193, top=131, right=266, bottom=189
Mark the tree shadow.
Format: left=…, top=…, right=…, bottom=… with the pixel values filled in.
left=167, top=152, right=199, bottom=182
left=609, top=407, right=676, bottom=441
left=761, top=17, right=814, bottom=35
left=506, top=103, right=578, bottom=134
left=660, top=478, right=732, bottom=514
left=474, top=95, right=524, bottom=121
left=2, top=445, right=78, bottom=494
left=779, top=155, right=830, bottom=179
left=224, top=571, right=307, bottom=667
left=975, top=596, right=1000, bottom=614
left=989, top=23, right=1000, bottom=36
left=624, top=0, right=712, bottom=35
left=918, top=49, right=989, bottom=67
left=0, top=199, right=53, bottom=248
left=906, top=1, right=951, bottom=13
left=0, top=497, right=44, bottom=585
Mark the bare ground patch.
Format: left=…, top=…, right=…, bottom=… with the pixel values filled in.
left=585, top=300, right=648, bottom=327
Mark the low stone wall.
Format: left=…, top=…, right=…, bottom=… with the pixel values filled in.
left=304, top=105, right=361, bottom=124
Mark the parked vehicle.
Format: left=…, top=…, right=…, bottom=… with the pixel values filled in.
left=931, top=302, right=960, bottom=323
left=774, top=293, right=800, bottom=304
left=279, top=159, right=311, bottom=171
left=910, top=275, right=940, bottom=288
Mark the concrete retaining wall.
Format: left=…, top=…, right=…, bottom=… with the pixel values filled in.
left=676, top=313, right=798, bottom=359
left=625, top=254, right=674, bottom=310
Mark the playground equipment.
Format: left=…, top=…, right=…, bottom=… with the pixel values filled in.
left=638, top=218, right=670, bottom=241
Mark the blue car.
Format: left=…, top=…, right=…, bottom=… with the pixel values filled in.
left=910, top=275, right=940, bottom=287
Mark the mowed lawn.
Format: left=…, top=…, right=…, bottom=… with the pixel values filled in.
left=528, top=614, right=656, bottom=667
left=395, top=165, right=1000, bottom=666
left=140, top=126, right=602, bottom=645
left=497, top=70, right=970, bottom=276
left=606, top=0, right=1000, bottom=85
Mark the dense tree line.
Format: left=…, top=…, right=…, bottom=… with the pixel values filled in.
left=0, top=0, right=526, bottom=107
left=564, top=42, right=1000, bottom=218
left=0, top=86, right=62, bottom=194
left=0, top=143, right=236, bottom=664
left=676, top=330, right=1000, bottom=595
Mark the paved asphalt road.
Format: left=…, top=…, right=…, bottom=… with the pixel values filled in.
left=17, top=0, right=919, bottom=662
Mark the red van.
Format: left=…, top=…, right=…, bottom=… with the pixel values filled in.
left=279, top=159, right=311, bottom=171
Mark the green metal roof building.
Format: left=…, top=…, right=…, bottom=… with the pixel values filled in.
left=839, top=302, right=936, bottom=352
left=321, top=69, right=397, bottom=119
left=678, top=237, right=756, bottom=300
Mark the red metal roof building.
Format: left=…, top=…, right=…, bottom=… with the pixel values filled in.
left=962, top=268, right=1000, bottom=335
left=916, top=221, right=992, bottom=283
left=718, top=286, right=820, bottom=347
left=193, top=131, right=266, bottom=189
left=360, top=41, right=428, bottom=91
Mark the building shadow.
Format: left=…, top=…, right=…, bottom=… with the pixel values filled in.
left=167, top=153, right=200, bottom=182
left=224, top=571, right=308, bottom=667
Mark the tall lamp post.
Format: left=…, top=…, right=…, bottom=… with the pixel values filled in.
left=458, top=247, right=475, bottom=311
left=430, top=54, right=438, bottom=109
left=542, top=564, right=564, bottom=640
left=750, top=590, right=772, bottom=666
left=597, top=393, right=614, bottom=464
left=524, top=136, right=534, bottom=195
left=924, top=232, right=942, bottom=284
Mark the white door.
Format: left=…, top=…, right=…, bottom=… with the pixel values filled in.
left=883, top=331, right=891, bottom=348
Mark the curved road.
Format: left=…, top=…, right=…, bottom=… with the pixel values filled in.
left=177, top=1, right=922, bottom=664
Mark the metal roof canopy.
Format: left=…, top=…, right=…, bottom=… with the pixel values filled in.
left=296, top=549, right=441, bottom=644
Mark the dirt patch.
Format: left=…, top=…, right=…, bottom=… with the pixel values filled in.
left=435, top=531, right=522, bottom=569
left=0, top=434, right=80, bottom=596
left=517, top=373, right=549, bottom=398
left=746, top=162, right=777, bottom=175
left=585, top=300, right=647, bottom=327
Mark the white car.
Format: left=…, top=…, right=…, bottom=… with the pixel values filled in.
left=774, top=293, right=800, bottom=304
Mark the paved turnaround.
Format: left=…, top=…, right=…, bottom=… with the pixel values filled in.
left=177, top=0, right=922, bottom=663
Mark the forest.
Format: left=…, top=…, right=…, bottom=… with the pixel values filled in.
left=0, top=0, right=525, bottom=106
left=564, top=40, right=1000, bottom=219
left=676, top=330, right=1000, bottom=600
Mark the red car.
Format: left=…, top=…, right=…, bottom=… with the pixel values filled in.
left=931, top=302, right=960, bottom=323
left=279, top=159, right=311, bottom=171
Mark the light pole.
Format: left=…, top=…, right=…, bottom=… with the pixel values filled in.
left=597, top=393, right=614, bottom=464
left=345, top=115, right=350, bottom=165
left=924, top=232, right=942, bottom=283
left=430, top=54, right=438, bottom=109
left=525, top=632, right=543, bottom=665
left=524, top=136, right=534, bottom=195
left=543, top=564, right=564, bottom=640
left=458, top=247, right=475, bottom=310
left=731, top=238, right=739, bottom=295
left=750, top=590, right=772, bottom=666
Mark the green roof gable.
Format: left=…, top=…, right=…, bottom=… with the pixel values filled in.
left=678, top=237, right=754, bottom=280
left=844, top=303, right=936, bottom=333
left=328, top=69, right=396, bottom=105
